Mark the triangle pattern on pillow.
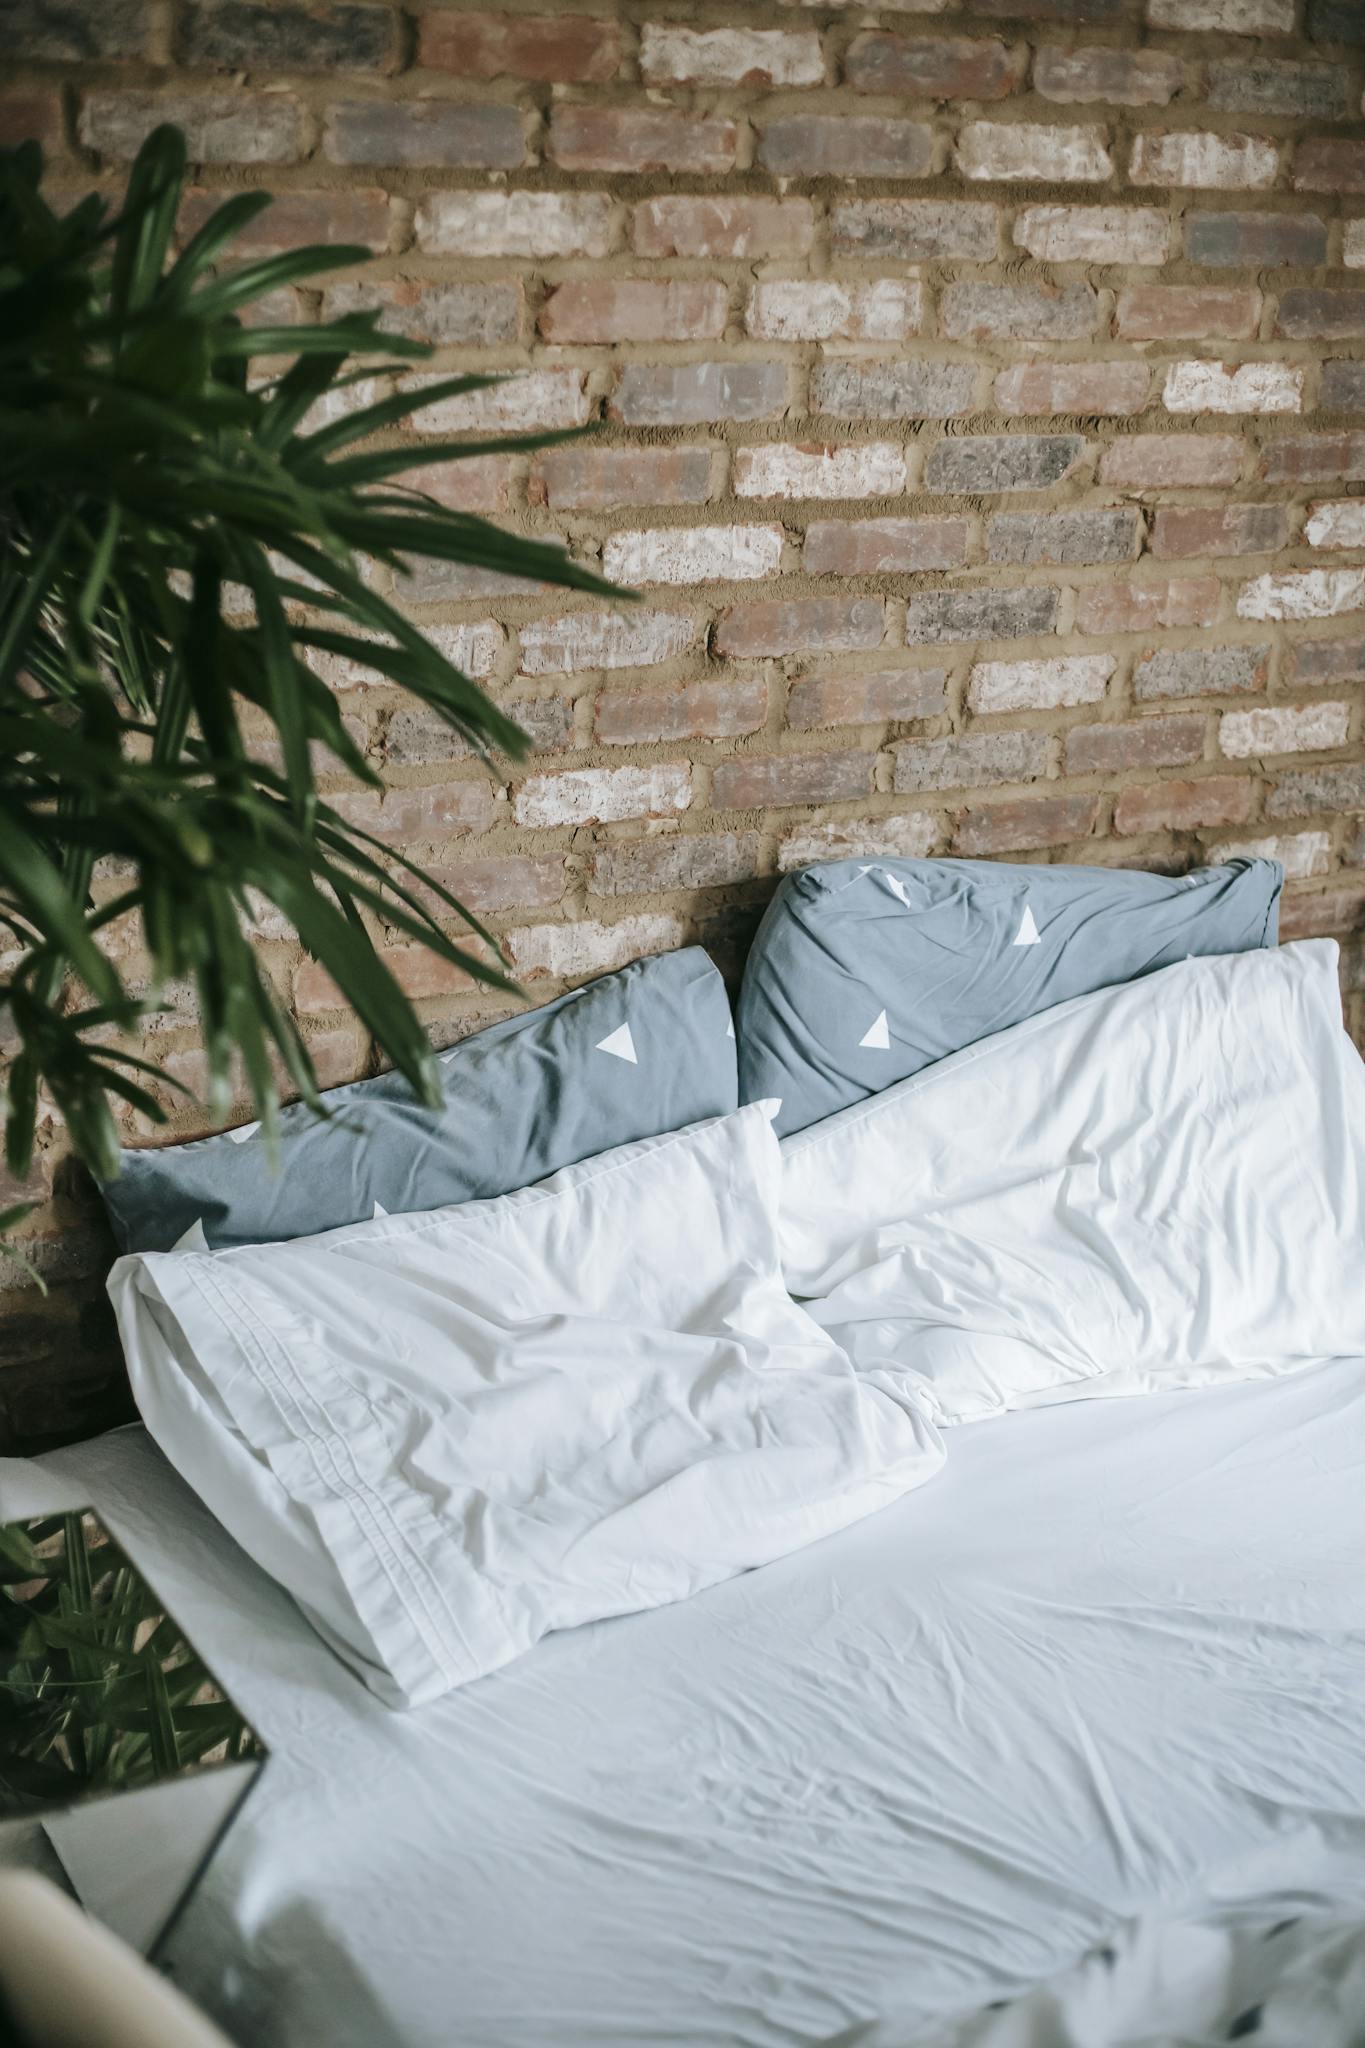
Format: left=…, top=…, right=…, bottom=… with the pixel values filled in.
left=595, top=1023, right=637, bottom=1065
left=859, top=1010, right=891, bottom=1051
left=226, top=1119, right=261, bottom=1145
left=1013, top=904, right=1041, bottom=947
left=373, top=1200, right=389, bottom=1219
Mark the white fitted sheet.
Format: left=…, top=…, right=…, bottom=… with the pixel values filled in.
left=5, top=1356, right=1365, bottom=2048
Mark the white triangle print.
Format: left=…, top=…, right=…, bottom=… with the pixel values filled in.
left=596, top=1023, right=637, bottom=1065
left=1012, top=904, right=1041, bottom=947
left=859, top=1009, right=891, bottom=1051
left=372, top=1199, right=389, bottom=1219
left=726, top=1017, right=735, bottom=1040
left=883, top=872, right=914, bottom=911
left=172, top=1218, right=210, bottom=1254
left=226, top=1118, right=261, bottom=1144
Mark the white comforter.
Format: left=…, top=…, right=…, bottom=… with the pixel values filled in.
left=6, top=1355, right=1365, bottom=2047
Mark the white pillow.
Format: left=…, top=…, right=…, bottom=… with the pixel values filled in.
left=780, top=940, right=1365, bottom=1426
left=109, top=1104, right=943, bottom=1707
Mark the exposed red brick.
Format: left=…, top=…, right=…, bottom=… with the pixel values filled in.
left=1293, top=139, right=1365, bottom=194
left=179, top=185, right=390, bottom=253
left=1065, top=717, right=1206, bottom=776
left=802, top=518, right=971, bottom=578
left=711, top=752, right=876, bottom=812
left=713, top=598, right=887, bottom=660
left=1150, top=504, right=1289, bottom=559
left=0, top=90, right=64, bottom=148
left=787, top=669, right=947, bottom=729
left=594, top=678, right=767, bottom=746
left=400, top=456, right=516, bottom=516
left=1076, top=577, right=1221, bottom=635
left=952, top=796, right=1099, bottom=857
left=417, top=11, right=621, bottom=81
left=1275, top=290, right=1365, bottom=341
left=994, top=361, right=1149, bottom=417
left=1259, top=433, right=1365, bottom=484
left=529, top=447, right=713, bottom=513
left=548, top=107, right=737, bottom=175
left=538, top=280, right=727, bottom=345
left=589, top=833, right=762, bottom=898
left=1099, top=434, right=1245, bottom=489
left=1115, top=286, right=1262, bottom=341
left=1114, top=778, right=1253, bottom=835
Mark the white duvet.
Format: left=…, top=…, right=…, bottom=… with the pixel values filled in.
left=782, top=939, right=1365, bottom=1424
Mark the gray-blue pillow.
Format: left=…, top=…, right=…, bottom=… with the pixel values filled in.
left=102, top=946, right=736, bottom=1253
left=737, top=857, right=1281, bottom=1138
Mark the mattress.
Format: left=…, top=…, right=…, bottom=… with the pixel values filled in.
left=5, top=1356, right=1365, bottom=2048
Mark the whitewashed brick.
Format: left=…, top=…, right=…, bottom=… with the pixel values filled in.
left=640, top=24, right=823, bottom=87
left=414, top=191, right=615, bottom=259
left=1306, top=501, right=1365, bottom=550
left=1013, top=205, right=1170, bottom=265
left=1130, top=131, right=1278, bottom=190
left=1147, top=0, right=1294, bottom=29
left=507, top=914, right=686, bottom=982
left=777, top=813, right=937, bottom=872
left=1213, top=831, right=1332, bottom=879
left=306, top=620, right=501, bottom=689
left=408, top=369, right=591, bottom=433
left=1220, top=702, right=1351, bottom=757
left=1345, top=221, right=1365, bottom=269
left=957, top=122, right=1113, bottom=184
left=733, top=443, right=907, bottom=501
left=518, top=610, right=698, bottom=676
left=1238, top=569, right=1365, bottom=620
left=745, top=279, right=924, bottom=343
left=968, top=655, right=1115, bottom=715
left=603, top=525, right=785, bottom=586
left=1163, top=361, right=1303, bottom=415
left=513, top=763, right=693, bottom=829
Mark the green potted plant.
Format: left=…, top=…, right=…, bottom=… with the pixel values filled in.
left=0, top=124, right=622, bottom=1237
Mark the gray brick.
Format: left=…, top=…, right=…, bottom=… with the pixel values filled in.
left=79, top=89, right=304, bottom=162
left=1293, top=637, right=1365, bottom=685
left=1134, top=645, right=1270, bottom=701
left=904, top=586, right=1060, bottom=645
left=986, top=507, right=1140, bottom=568
left=7, top=0, right=146, bottom=59
left=924, top=435, right=1087, bottom=494
left=893, top=730, right=1048, bottom=795
left=610, top=362, right=788, bottom=427
left=1322, top=361, right=1365, bottom=411
left=1186, top=212, right=1328, bottom=269
left=830, top=199, right=999, bottom=262
left=180, top=1, right=397, bottom=71
left=589, top=832, right=762, bottom=897
left=323, top=280, right=521, bottom=346
left=940, top=282, right=1099, bottom=343
left=1307, top=0, right=1365, bottom=43
left=811, top=360, right=976, bottom=421
left=1207, top=60, right=1349, bottom=118
left=1268, top=763, right=1365, bottom=816
left=324, top=100, right=525, bottom=169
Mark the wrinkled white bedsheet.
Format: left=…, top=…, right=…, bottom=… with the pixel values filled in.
left=910, top=1908, right=1365, bottom=2048
left=5, top=1355, right=1365, bottom=2047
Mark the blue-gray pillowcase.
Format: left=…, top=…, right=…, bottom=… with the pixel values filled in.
left=102, top=946, right=737, bottom=1253
left=737, top=856, right=1282, bottom=1138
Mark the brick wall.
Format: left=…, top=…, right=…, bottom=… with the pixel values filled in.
left=4, top=0, right=1365, bottom=1446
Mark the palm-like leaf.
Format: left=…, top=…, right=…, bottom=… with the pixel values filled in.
left=0, top=126, right=629, bottom=1190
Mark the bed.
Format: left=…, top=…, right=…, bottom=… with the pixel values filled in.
left=6, top=1350, right=1365, bottom=2047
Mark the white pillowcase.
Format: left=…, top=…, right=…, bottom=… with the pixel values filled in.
left=781, top=940, right=1365, bottom=1425
left=109, top=1103, right=943, bottom=1707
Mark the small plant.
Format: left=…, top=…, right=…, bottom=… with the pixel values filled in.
left=0, top=1510, right=263, bottom=1806
left=0, top=125, right=622, bottom=1213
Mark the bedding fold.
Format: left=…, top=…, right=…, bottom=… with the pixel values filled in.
left=781, top=940, right=1365, bottom=1425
